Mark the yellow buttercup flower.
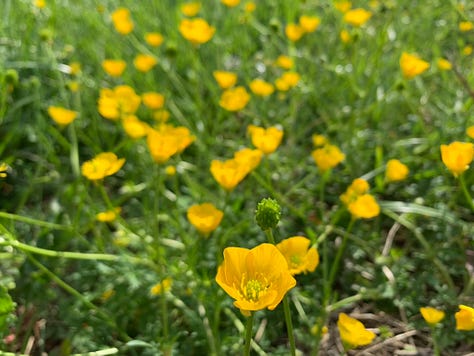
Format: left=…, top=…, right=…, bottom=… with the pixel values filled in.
left=459, top=21, right=473, bottom=32
left=213, top=70, right=238, bottom=89
left=337, top=313, right=376, bottom=349
left=455, top=305, right=474, bottom=331
left=340, top=178, right=370, bottom=206
left=400, top=52, right=430, bottom=79
left=275, top=55, right=294, bottom=70
left=274, top=72, right=301, bottom=91
left=244, top=2, right=256, bottom=13
left=467, top=125, right=474, bottom=139
left=181, top=2, right=201, bottom=17
left=343, top=8, right=372, bottom=27
left=98, top=85, right=141, bottom=120
left=221, top=0, right=240, bottom=7
left=385, top=159, right=409, bottom=182
left=81, top=152, right=125, bottom=181
left=187, top=203, right=224, bottom=235
left=34, top=0, right=46, bottom=8
left=247, top=125, right=284, bottom=155
left=340, top=29, right=351, bottom=43
left=348, top=194, right=380, bottom=219
left=153, top=109, right=171, bottom=122
left=69, top=62, right=81, bottom=76
left=165, top=165, right=176, bottom=176
left=334, top=1, right=351, bottom=13
left=96, top=207, right=121, bottom=222
left=440, top=141, right=474, bottom=177
left=285, top=23, right=304, bottom=42
left=150, top=278, right=172, bottom=296
left=233, top=148, right=263, bottom=172
left=179, top=18, right=215, bottom=45
left=122, top=115, right=150, bottom=139
left=133, top=54, right=157, bottom=73
left=102, top=59, right=127, bottom=77
left=142, top=92, right=165, bottom=110
left=276, top=236, right=319, bottom=275
left=299, top=15, right=321, bottom=33
left=311, top=144, right=345, bottom=171
left=249, top=79, right=274, bottom=97
left=312, top=134, right=328, bottom=147
left=219, top=86, right=250, bottom=111
left=210, top=158, right=250, bottom=191
left=420, top=307, right=445, bottom=325
left=0, top=163, right=9, bottom=178
left=437, top=58, right=452, bottom=71
left=111, top=7, right=134, bottom=35
left=47, top=106, right=78, bottom=126
left=463, top=45, right=473, bottom=56
left=144, top=32, right=164, bottom=47
left=215, top=243, right=296, bottom=314
left=147, top=124, right=195, bottom=164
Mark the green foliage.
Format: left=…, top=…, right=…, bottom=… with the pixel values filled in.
left=0, top=0, right=473, bottom=354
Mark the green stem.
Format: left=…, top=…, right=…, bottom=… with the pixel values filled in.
left=459, top=173, right=474, bottom=211
left=326, top=293, right=363, bottom=313
left=282, top=296, right=296, bottom=356
left=431, top=326, right=441, bottom=356
left=264, top=228, right=276, bottom=244
left=326, top=218, right=356, bottom=300
left=0, top=211, right=71, bottom=230
left=243, top=312, right=254, bottom=356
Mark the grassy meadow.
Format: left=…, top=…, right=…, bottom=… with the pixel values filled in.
left=0, top=0, right=474, bottom=355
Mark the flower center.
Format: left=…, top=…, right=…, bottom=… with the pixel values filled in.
left=290, top=255, right=302, bottom=269
left=240, top=274, right=269, bottom=302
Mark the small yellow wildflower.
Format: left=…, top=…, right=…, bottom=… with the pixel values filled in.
left=312, top=134, right=328, bottom=147
left=343, top=8, right=372, bottom=27
left=165, top=165, right=177, bottom=176
left=247, top=125, right=284, bottom=155
left=133, top=54, right=157, bottom=73
left=96, top=207, right=122, bottom=222
left=69, top=62, right=81, bottom=76
left=34, top=0, right=46, bottom=8
left=213, top=70, right=238, bottom=89
left=463, top=45, right=473, bottom=56
left=47, top=106, right=78, bottom=126
left=437, top=58, right=452, bottom=71
left=276, top=236, right=319, bottom=275
left=181, top=2, right=201, bottom=17
left=98, top=85, right=141, bottom=120
left=334, top=1, right=352, bottom=13
left=142, top=92, right=165, bottom=110
left=122, top=115, right=150, bottom=139
left=285, top=23, right=305, bottom=42
left=420, top=307, right=445, bottom=326
left=440, top=141, right=474, bottom=177
left=385, top=159, right=409, bottom=182
left=150, top=278, right=173, bottom=296
left=340, top=178, right=370, bottom=205
left=400, top=52, right=430, bottom=79
left=340, top=29, right=351, bottom=43
left=179, top=18, right=215, bottom=45
left=219, top=86, right=250, bottom=111
left=466, top=125, right=474, bottom=139
left=187, top=203, right=224, bottom=235
left=81, top=152, right=125, bottom=181
left=0, top=163, right=9, bottom=178
left=459, top=21, right=473, bottom=32
left=244, top=2, right=256, bottom=13
left=153, top=109, right=171, bottom=122
left=147, top=125, right=195, bottom=163
left=311, top=144, right=345, bottom=171
left=102, top=59, right=127, bottom=77
left=111, top=7, right=134, bottom=35
left=455, top=305, right=474, bottom=331
left=249, top=79, right=274, bottom=97
left=275, top=55, right=294, bottom=70
left=221, top=0, right=240, bottom=6
left=337, top=313, right=376, bottom=349
left=233, top=148, right=263, bottom=172
left=144, top=32, right=164, bottom=47
left=215, top=243, right=296, bottom=314
left=210, top=158, right=250, bottom=191
left=348, top=194, right=380, bottom=219
left=299, top=15, right=321, bottom=33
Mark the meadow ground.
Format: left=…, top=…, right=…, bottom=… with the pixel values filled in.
left=0, top=0, right=473, bottom=355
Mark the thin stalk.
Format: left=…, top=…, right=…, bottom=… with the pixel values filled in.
left=0, top=211, right=71, bottom=230
left=282, top=296, right=296, bottom=356
left=243, top=312, right=254, bottom=356
left=459, top=173, right=474, bottom=212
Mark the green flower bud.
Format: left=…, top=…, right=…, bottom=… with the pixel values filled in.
left=255, top=198, right=281, bottom=231
left=5, top=69, right=19, bottom=87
